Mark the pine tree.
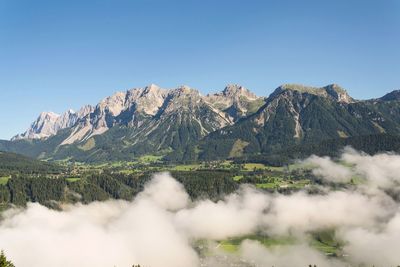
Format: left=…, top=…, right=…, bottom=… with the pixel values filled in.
left=0, top=250, right=15, bottom=267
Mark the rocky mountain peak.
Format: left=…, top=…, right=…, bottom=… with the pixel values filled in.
left=12, top=111, right=61, bottom=140
left=97, top=91, right=128, bottom=117
left=204, top=85, right=263, bottom=122
left=13, top=105, right=95, bottom=141
left=222, top=84, right=258, bottom=100
left=129, top=87, right=167, bottom=116
left=167, top=86, right=201, bottom=100
left=58, top=110, right=77, bottom=129
left=323, top=84, right=353, bottom=103
left=159, top=86, right=202, bottom=114
left=176, top=85, right=196, bottom=94
left=324, top=83, right=345, bottom=92
left=39, top=111, right=60, bottom=120
left=76, top=105, right=95, bottom=117
left=223, top=84, right=243, bottom=94
left=143, top=83, right=162, bottom=94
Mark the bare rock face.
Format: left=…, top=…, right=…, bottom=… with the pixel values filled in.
left=12, top=112, right=61, bottom=140
left=128, top=84, right=168, bottom=116
left=204, top=84, right=264, bottom=121
left=12, top=106, right=94, bottom=141
left=324, top=84, right=354, bottom=103
left=14, top=84, right=259, bottom=145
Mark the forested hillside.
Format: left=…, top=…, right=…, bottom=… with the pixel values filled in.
left=0, top=171, right=238, bottom=208
left=199, top=85, right=400, bottom=161
left=233, top=134, right=400, bottom=166
left=0, top=152, right=62, bottom=176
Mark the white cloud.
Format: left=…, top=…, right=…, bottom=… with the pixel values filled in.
left=1, top=150, right=400, bottom=267
left=304, top=155, right=352, bottom=183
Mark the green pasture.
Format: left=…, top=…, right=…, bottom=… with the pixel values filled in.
left=0, top=176, right=11, bottom=185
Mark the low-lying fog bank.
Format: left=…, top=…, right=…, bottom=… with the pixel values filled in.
left=1, top=148, right=400, bottom=267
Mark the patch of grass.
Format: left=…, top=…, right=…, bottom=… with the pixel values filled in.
left=139, top=155, right=163, bottom=163
left=310, top=230, right=342, bottom=256
left=246, top=98, right=266, bottom=114
left=0, top=176, right=11, bottom=185
left=112, top=161, right=132, bottom=168
left=92, top=163, right=109, bottom=169
left=243, top=163, right=268, bottom=171
left=172, top=164, right=202, bottom=171
left=118, top=169, right=136, bottom=174
left=218, top=235, right=295, bottom=253
left=218, top=240, right=239, bottom=253
left=218, top=232, right=341, bottom=256
left=229, top=139, right=249, bottom=158
left=66, top=177, right=81, bottom=182
left=350, top=175, right=364, bottom=185
left=256, top=183, right=277, bottom=189
left=78, top=138, right=96, bottom=151
left=233, top=175, right=243, bottom=181
left=219, top=160, right=234, bottom=169
left=291, top=179, right=310, bottom=189
left=256, top=178, right=310, bottom=190
left=310, top=239, right=339, bottom=255
left=337, top=130, right=348, bottom=138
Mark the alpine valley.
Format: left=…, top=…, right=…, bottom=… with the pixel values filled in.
left=2, top=83, right=400, bottom=164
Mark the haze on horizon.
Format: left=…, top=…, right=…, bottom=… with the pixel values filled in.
left=0, top=0, right=399, bottom=139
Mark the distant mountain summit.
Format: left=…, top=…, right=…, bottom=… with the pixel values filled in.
left=12, top=111, right=60, bottom=140
left=205, top=84, right=265, bottom=121
left=12, top=84, right=263, bottom=148
left=12, top=106, right=94, bottom=140
left=3, top=83, right=400, bottom=162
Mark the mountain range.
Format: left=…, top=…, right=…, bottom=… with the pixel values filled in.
left=1, top=83, right=400, bottom=163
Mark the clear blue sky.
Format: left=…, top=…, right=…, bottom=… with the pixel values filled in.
left=0, top=0, right=399, bottom=139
